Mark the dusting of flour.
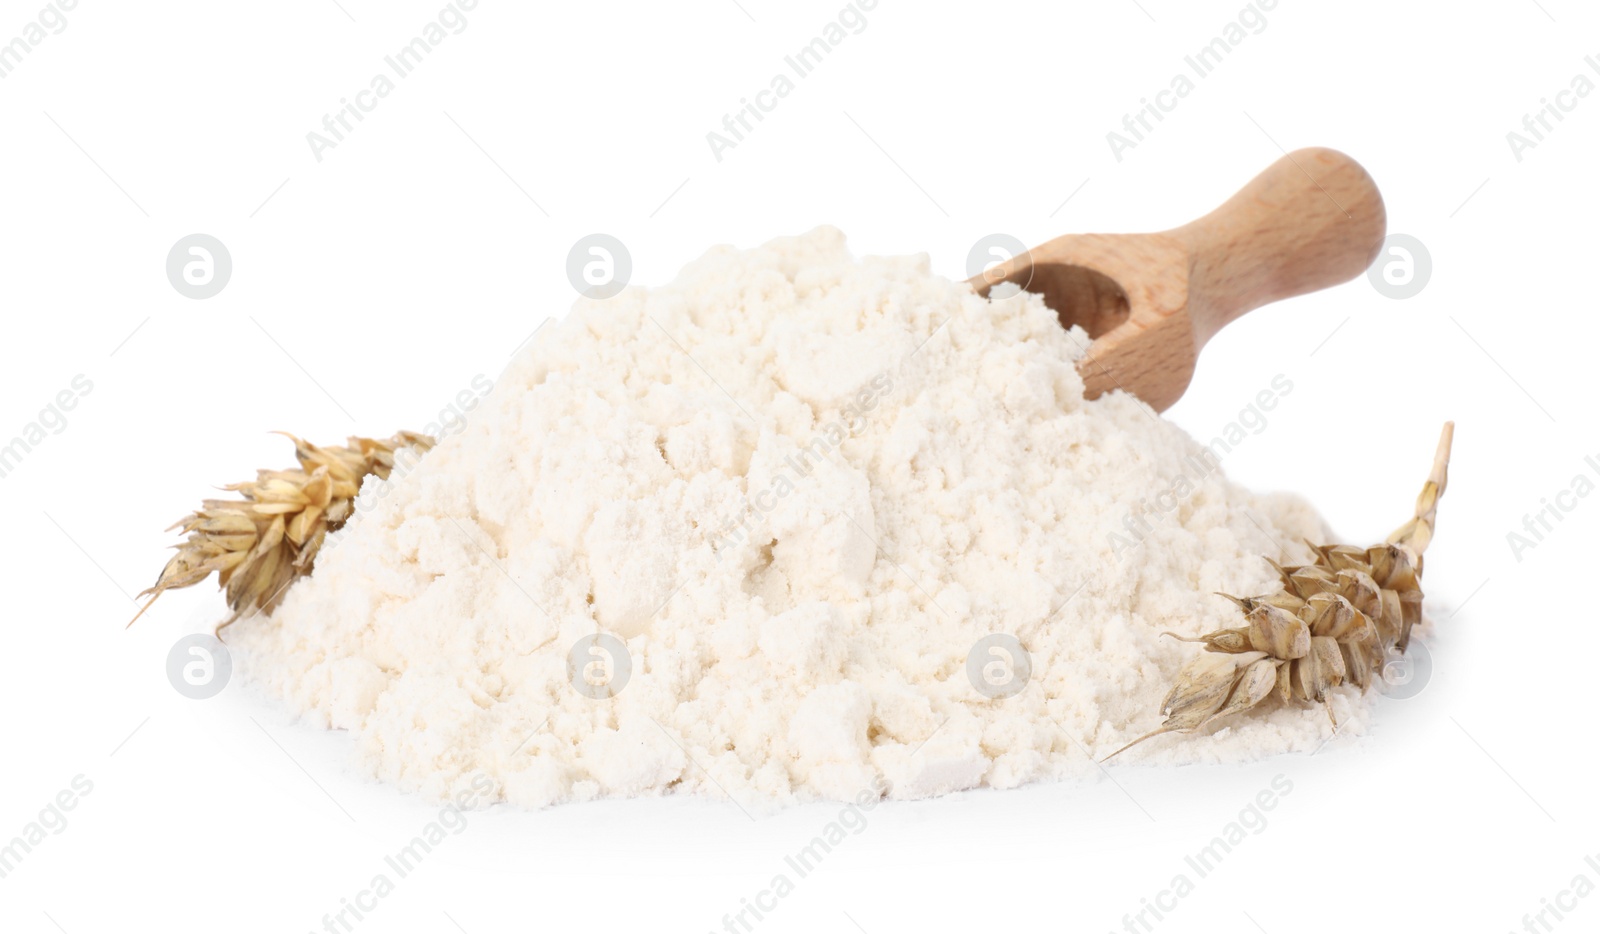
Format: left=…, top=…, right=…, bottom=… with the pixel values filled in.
left=233, top=227, right=1365, bottom=808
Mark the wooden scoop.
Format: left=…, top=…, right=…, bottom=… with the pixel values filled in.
left=967, top=147, right=1386, bottom=412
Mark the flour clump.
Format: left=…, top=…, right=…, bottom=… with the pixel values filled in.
left=233, top=226, right=1343, bottom=808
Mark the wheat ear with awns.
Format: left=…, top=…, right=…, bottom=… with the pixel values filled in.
left=1104, top=421, right=1454, bottom=761
left=127, top=431, right=433, bottom=631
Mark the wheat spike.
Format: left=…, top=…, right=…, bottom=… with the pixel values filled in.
left=128, top=431, right=433, bottom=630
left=1104, top=421, right=1454, bottom=761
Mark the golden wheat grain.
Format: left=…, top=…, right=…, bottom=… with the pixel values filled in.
left=1104, top=421, right=1454, bottom=760
left=127, top=431, right=432, bottom=630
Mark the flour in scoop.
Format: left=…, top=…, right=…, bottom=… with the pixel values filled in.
left=233, top=226, right=1355, bottom=808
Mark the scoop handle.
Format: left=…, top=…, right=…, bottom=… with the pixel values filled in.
left=1165, top=147, right=1386, bottom=346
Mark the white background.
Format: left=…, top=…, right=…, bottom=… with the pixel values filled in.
left=1, top=0, right=1594, bottom=931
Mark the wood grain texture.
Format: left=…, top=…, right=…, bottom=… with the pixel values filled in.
left=968, top=148, right=1386, bottom=412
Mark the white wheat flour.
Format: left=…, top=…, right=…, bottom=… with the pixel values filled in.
left=233, top=226, right=1364, bottom=808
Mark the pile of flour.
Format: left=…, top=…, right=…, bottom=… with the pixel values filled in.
left=233, top=226, right=1357, bottom=808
